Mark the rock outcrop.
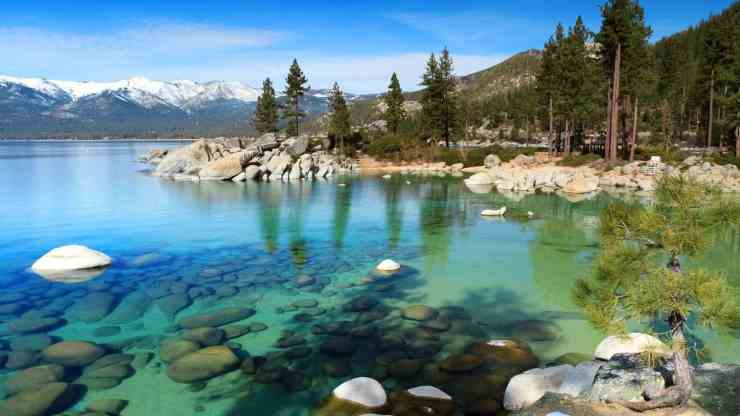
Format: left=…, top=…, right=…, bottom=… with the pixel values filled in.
left=146, top=134, right=356, bottom=182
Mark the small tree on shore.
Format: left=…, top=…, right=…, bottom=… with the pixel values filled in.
left=573, top=176, right=739, bottom=411
left=384, top=73, right=406, bottom=135
left=328, top=82, right=351, bottom=155
left=253, top=78, right=279, bottom=134
left=283, top=59, right=310, bottom=137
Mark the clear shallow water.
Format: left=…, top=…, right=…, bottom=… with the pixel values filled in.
left=0, top=141, right=738, bottom=415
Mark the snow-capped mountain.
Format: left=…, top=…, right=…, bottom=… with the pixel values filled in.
left=0, top=75, right=262, bottom=138
left=0, top=75, right=259, bottom=110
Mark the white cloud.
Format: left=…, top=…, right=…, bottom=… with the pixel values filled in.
left=0, top=23, right=507, bottom=94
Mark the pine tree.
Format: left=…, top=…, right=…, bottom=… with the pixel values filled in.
left=573, top=176, right=739, bottom=411
left=597, top=0, right=654, bottom=161
left=421, top=53, right=442, bottom=141
left=438, top=47, right=458, bottom=148
left=282, top=59, right=310, bottom=137
left=384, top=73, right=406, bottom=134
left=253, top=78, right=278, bottom=134
left=328, top=82, right=351, bottom=155
left=420, top=48, right=458, bottom=147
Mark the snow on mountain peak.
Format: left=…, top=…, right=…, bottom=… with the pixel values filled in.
left=0, top=75, right=259, bottom=109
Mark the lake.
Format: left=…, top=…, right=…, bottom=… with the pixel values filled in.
left=0, top=141, right=738, bottom=415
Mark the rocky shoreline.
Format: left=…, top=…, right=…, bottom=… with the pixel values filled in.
left=140, top=134, right=358, bottom=182
left=142, top=138, right=740, bottom=198
left=464, top=153, right=740, bottom=196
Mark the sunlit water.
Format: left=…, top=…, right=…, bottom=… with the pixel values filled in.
left=0, top=141, right=737, bottom=415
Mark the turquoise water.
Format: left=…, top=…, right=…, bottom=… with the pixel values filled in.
left=0, top=141, right=737, bottom=415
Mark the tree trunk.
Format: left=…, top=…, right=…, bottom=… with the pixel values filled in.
left=609, top=43, right=622, bottom=162
left=708, top=69, right=714, bottom=149
left=606, top=86, right=612, bottom=160
left=549, top=97, right=554, bottom=156
left=630, top=97, right=639, bottom=161
left=613, top=256, right=693, bottom=412
left=564, top=120, right=571, bottom=156
left=735, top=125, right=740, bottom=159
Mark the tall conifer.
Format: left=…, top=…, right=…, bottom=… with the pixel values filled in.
left=384, top=73, right=406, bottom=134
left=328, top=82, right=351, bottom=155
left=282, top=59, right=309, bottom=137
left=253, top=78, right=278, bottom=134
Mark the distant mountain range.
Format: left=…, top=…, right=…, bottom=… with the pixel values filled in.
left=0, top=76, right=373, bottom=139
left=0, top=52, right=536, bottom=139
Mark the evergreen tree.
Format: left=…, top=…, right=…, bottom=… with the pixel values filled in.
left=574, top=177, right=739, bottom=410
left=597, top=0, right=654, bottom=161
left=282, top=59, right=310, bottom=137
left=421, top=53, right=442, bottom=141
left=328, top=82, right=352, bottom=155
left=253, top=78, right=279, bottom=134
left=438, top=47, right=458, bottom=147
left=384, top=73, right=406, bottom=134
left=420, top=48, right=458, bottom=147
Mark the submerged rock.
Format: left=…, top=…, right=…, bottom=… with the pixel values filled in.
left=0, top=382, right=73, bottom=416
left=178, top=307, right=255, bottom=329
left=4, top=364, right=65, bottom=395
left=159, top=339, right=201, bottom=363
left=314, top=377, right=389, bottom=415
left=402, top=305, right=438, bottom=321
left=166, top=346, right=240, bottom=383
left=42, top=341, right=105, bottom=367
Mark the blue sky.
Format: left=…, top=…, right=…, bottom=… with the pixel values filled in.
left=1, top=0, right=734, bottom=93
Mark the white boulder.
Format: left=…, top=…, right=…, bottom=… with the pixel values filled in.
left=333, top=377, right=387, bottom=408
left=481, top=207, right=507, bottom=216
left=376, top=259, right=401, bottom=272
left=503, top=362, right=601, bottom=411
left=406, top=386, right=452, bottom=400
left=32, top=245, right=111, bottom=273
left=464, top=172, right=495, bottom=186
left=594, top=332, right=668, bottom=361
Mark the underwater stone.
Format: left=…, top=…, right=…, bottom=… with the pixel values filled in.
left=86, top=399, right=128, bottom=414
left=178, top=307, right=255, bottom=329
left=5, top=350, right=40, bottom=369
left=43, top=341, right=105, bottom=367
left=156, top=293, right=192, bottom=320
left=248, top=322, right=268, bottom=332
left=167, top=346, right=240, bottom=383
left=402, top=305, right=438, bottom=321
left=180, top=327, right=225, bottom=346
left=159, top=339, right=201, bottom=363
left=4, top=364, right=65, bottom=395
left=8, top=316, right=63, bottom=334
left=68, top=292, right=117, bottom=323
left=388, top=358, right=422, bottom=379
left=222, top=325, right=251, bottom=339
left=0, top=382, right=71, bottom=416
left=439, top=353, right=483, bottom=373
left=333, top=377, right=388, bottom=408
left=9, top=334, right=54, bottom=352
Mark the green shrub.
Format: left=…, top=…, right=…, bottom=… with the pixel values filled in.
left=634, top=145, right=689, bottom=164
left=711, top=153, right=740, bottom=168
left=557, top=153, right=602, bottom=167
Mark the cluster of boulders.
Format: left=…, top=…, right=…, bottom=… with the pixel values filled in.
left=140, top=134, right=358, bottom=182
left=465, top=153, right=740, bottom=196
left=503, top=332, right=740, bottom=415
left=0, top=340, right=133, bottom=416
